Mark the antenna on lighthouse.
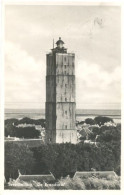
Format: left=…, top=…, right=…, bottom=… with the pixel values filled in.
left=53, top=39, right=54, bottom=49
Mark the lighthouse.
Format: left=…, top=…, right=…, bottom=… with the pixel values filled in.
left=45, top=37, right=77, bottom=144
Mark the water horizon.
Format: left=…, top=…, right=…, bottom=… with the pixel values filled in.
left=5, top=108, right=121, bottom=123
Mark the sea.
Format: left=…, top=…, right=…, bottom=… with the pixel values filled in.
left=5, top=109, right=121, bottom=123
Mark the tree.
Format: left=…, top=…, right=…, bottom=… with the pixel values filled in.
left=18, top=117, right=46, bottom=128
left=98, top=125, right=121, bottom=142
left=5, top=125, right=41, bottom=138
left=54, top=144, right=78, bottom=178
left=5, top=124, right=16, bottom=137
left=78, top=121, right=85, bottom=125
left=15, top=127, right=40, bottom=138
left=94, top=116, right=113, bottom=126
left=32, top=143, right=78, bottom=179
left=85, top=118, right=95, bottom=125
left=88, top=126, right=100, bottom=141
left=79, top=127, right=92, bottom=141
left=5, top=117, right=46, bottom=138
left=5, top=118, right=19, bottom=126
left=97, top=124, right=121, bottom=175
left=5, top=142, right=35, bottom=181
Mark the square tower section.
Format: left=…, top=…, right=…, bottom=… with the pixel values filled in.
left=45, top=38, right=77, bottom=144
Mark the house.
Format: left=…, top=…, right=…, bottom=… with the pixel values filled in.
left=17, top=173, right=56, bottom=184
left=5, top=136, right=20, bottom=141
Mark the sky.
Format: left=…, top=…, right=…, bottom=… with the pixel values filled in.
left=5, top=4, right=121, bottom=109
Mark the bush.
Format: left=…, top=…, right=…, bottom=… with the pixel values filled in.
left=83, top=176, right=120, bottom=190
left=58, top=176, right=86, bottom=190
left=5, top=175, right=120, bottom=190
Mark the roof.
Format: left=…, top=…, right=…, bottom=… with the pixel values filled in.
left=56, top=37, right=64, bottom=45
left=73, top=171, right=118, bottom=179
left=18, top=173, right=56, bottom=183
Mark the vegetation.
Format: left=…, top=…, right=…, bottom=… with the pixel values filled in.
left=5, top=117, right=45, bottom=127
left=5, top=125, right=41, bottom=138
left=85, top=118, right=95, bottom=125
left=5, top=175, right=120, bottom=190
left=5, top=117, right=45, bottom=138
left=4, top=115, right=121, bottom=189
left=77, top=116, right=113, bottom=126
left=5, top=136, right=120, bottom=181
left=82, top=176, right=120, bottom=190
left=5, top=142, right=35, bottom=182
left=94, top=116, right=114, bottom=126
left=97, top=124, right=121, bottom=142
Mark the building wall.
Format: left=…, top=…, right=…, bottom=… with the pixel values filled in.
left=56, top=103, right=76, bottom=130
left=46, top=75, right=56, bottom=102
left=56, top=53, right=75, bottom=75
left=45, top=102, right=56, bottom=143
left=56, top=130, right=77, bottom=144
left=45, top=103, right=56, bottom=130
left=46, top=54, right=56, bottom=75
left=56, top=76, right=75, bottom=102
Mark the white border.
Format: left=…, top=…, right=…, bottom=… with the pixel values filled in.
left=0, top=0, right=123, bottom=195
left=2, top=0, right=123, bottom=6
left=0, top=0, right=5, bottom=194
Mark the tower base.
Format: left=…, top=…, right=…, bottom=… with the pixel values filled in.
left=56, top=130, right=77, bottom=144
left=45, top=130, right=77, bottom=144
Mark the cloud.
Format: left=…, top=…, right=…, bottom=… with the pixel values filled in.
left=5, top=41, right=121, bottom=109
left=5, top=41, right=46, bottom=108
left=5, top=5, right=121, bottom=109
left=5, top=5, right=121, bottom=67
left=76, top=60, right=121, bottom=108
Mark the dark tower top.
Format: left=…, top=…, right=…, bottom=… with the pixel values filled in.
left=56, top=37, right=64, bottom=48
left=51, top=37, right=67, bottom=53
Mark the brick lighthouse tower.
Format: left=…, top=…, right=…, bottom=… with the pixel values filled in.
left=45, top=37, right=77, bottom=144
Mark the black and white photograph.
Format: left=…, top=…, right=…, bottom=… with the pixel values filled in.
left=2, top=0, right=122, bottom=191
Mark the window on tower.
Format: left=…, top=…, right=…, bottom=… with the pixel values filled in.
left=65, top=125, right=67, bottom=129
left=65, top=110, right=67, bottom=115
